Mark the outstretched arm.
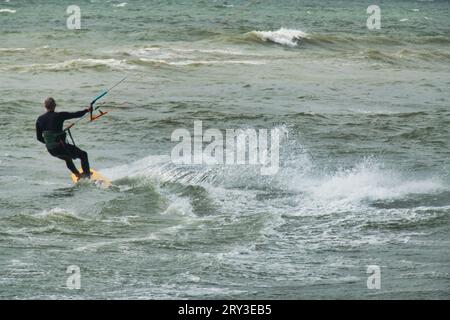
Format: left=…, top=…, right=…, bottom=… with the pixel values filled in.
left=59, top=108, right=91, bottom=121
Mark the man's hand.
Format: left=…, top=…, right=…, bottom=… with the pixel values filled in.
left=86, top=104, right=93, bottom=113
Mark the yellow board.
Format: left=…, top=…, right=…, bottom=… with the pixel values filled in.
left=71, top=169, right=112, bottom=188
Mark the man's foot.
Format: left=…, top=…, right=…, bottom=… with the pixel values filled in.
left=75, top=172, right=82, bottom=181
left=75, top=172, right=91, bottom=181
left=81, top=172, right=91, bottom=180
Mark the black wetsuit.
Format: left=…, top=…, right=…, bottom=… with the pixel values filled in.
left=36, top=110, right=90, bottom=176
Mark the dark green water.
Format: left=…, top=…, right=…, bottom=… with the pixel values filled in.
left=0, top=0, right=449, bottom=299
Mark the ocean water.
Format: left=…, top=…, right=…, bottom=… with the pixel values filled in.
left=0, top=0, right=449, bottom=299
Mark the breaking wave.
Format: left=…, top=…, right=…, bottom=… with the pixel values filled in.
left=246, top=28, right=310, bottom=47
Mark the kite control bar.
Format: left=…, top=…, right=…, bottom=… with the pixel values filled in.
left=89, top=76, right=127, bottom=121
left=89, top=91, right=109, bottom=122
left=64, top=76, right=127, bottom=131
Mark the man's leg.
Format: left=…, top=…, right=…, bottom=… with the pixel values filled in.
left=49, top=147, right=81, bottom=176
left=64, top=157, right=81, bottom=176
left=64, top=144, right=91, bottom=178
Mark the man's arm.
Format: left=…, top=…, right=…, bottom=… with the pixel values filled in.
left=59, top=108, right=90, bottom=121
left=36, top=121, right=45, bottom=144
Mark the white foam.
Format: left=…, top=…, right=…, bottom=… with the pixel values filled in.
left=128, top=48, right=179, bottom=61
left=53, top=58, right=134, bottom=70
left=113, top=2, right=127, bottom=7
left=249, top=28, right=310, bottom=47
left=125, top=46, right=257, bottom=59
left=0, top=47, right=25, bottom=52
left=122, top=46, right=265, bottom=67
left=0, top=8, right=15, bottom=13
left=304, top=159, right=443, bottom=204
left=139, top=58, right=265, bottom=66
left=161, top=196, right=194, bottom=216
left=173, top=48, right=245, bottom=56
left=101, top=155, right=170, bottom=181
left=33, top=207, right=85, bottom=220
left=103, top=150, right=444, bottom=221
left=8, top=58, right=134, bottom=72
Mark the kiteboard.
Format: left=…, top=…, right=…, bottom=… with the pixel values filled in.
left=71, top=169, right=112, bottom=188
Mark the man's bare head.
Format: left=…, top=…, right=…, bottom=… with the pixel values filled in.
left=44, top=97, right=56, bottom=111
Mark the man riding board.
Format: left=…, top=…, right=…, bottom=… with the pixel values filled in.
left=36, top=97, right=93, bottom=180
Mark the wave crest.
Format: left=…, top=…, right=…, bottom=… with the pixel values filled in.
left=4, top=58, right=134, bottom=72
left=0, top=8, right=16, bottom=13
left=247, top=28, right=310, bottom=47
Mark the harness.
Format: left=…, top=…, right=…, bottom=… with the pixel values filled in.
left=42, top=130, right=66, bottom=150
left=43, top=128, right=77, bottom=151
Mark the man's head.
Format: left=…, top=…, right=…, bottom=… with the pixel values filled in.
left=44, top=97, right=56, bottom=111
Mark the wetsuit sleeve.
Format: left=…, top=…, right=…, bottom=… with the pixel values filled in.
left=59, top=109, right=88, bottom=121
left=36, top=120, right=45, bottom=144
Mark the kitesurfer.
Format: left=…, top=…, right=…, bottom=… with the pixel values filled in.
left=36, top=97, right=92, bottom=180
